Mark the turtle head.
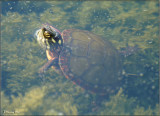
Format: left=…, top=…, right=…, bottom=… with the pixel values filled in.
left=42, top=27, right=52, bottom=39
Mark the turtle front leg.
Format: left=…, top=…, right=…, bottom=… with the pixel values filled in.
left=38, top=59, right=55, bottom=83
left=39, top=59, right=55, bottom=74
left=39, top=49, right=58, bottom=74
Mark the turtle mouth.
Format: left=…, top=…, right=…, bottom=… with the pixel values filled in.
left=44, top=30, right=53, bottom=39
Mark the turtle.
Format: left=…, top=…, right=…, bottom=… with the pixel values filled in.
left=36, top=25, right=138, bottom=95
left=59, top=29, right=122, bottom=95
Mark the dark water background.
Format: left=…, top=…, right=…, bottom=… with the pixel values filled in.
left=1, top=1, right=159, bottom=115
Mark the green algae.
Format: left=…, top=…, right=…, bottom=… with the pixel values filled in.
left=1, top=0, right=159, bottom=115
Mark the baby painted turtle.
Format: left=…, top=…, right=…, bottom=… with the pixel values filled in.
left=35, top=24, right=137, bottom=95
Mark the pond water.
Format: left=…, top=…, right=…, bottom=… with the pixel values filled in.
left=1, top=1, right=159, bottom=115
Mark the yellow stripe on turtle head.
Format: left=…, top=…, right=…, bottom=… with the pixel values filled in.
left=46, top=40, right=50, bottom=49
left=58, top=40, right=62, bottom=45
left=51, top=38, right=56, bottom=43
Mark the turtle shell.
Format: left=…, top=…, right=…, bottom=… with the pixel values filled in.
left=59, top=29, right=122, bottom=95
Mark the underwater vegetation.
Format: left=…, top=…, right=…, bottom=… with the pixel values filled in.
left=1, top=0, right=159, bottom=115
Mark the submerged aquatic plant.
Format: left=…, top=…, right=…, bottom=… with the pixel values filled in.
left=1, top=0, right=159, bottom=115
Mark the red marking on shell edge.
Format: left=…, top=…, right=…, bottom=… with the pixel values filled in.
left=49, top=25, right=61, bottom=34
left=65, top=76, right=69, bottom=79
left=72, top=81, right=76, bottom=85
